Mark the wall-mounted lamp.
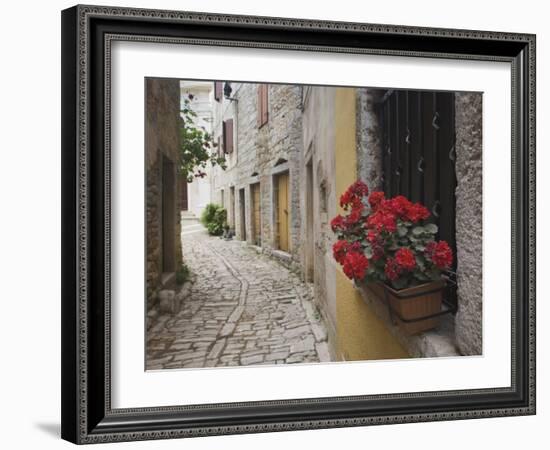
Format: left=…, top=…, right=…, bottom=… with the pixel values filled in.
left=224, top=82, right=238, bottom=102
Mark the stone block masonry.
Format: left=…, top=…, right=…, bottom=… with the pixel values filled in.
left=146, top=78, right=182, bottom=309
left=210, top=82, right=304, bottom=267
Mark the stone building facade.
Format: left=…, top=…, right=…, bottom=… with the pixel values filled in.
left=146, top=78, right=182, bottom=309
left=210, top=82, right=304, bottom=268
left=208, top=80, right=483, bottom=360
left=300, top=86, right=483, bottom=359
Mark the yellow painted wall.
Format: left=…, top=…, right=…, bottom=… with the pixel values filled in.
left=334, top=88, right=408, bottom=361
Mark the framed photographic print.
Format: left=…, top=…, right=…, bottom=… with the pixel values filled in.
left=61, top=4, right=536, bottom=444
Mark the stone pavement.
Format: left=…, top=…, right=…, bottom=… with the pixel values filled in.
left=146, top=219, right=331, bottom=370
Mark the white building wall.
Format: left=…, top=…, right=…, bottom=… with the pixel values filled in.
left=180, top=80, right=214, bottom=218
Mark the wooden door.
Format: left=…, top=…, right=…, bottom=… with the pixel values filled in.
left=251, top=183, right=261, bottom=245
left=239, top=188, right=246, bottom=241
left=305, top=160, right=314, bottom=281
left=277, top=172, right=290, bottom=252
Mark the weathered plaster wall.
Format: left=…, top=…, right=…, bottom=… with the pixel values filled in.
left=146, top=78, right=182, bottom=309
left=334, top=87, right=408, bottom=361
left=454, top=92, right=483, bottom=356
left=300, top=86, right=338, bottom=353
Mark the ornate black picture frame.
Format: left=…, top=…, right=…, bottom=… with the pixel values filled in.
left=61, top=4, right=536, bottom=444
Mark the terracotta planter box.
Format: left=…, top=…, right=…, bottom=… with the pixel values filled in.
left=366, top=280, right=446, bottom=335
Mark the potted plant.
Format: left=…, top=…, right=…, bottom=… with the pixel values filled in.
left=331, top=181, right=453, bottom=335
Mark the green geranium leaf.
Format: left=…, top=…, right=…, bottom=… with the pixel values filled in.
left=392, top=277, right=409, bottom=290
left=427, top=269, right=441, bottom=280
left=412, top=226, right=425, bottom=236
left=397, top=225, right=408, bottom=237
left=415, top=255, right=426, bottom=269
left=425, top=223, right=438, bottom=234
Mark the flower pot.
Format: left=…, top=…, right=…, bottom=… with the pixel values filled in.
left=366, top=280, right=452, bottom=335
left=383, top=280, right=446, bottom=335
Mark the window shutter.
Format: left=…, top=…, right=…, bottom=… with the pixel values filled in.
left=257, top=84, right=269, bottom=128
left=226, top=119, right=234, bottom=154
left=222, top=121, right=227, bottom=153
left=257, top=85, right=263, bottom=127
left=262, top=84, right=269, bottom=125
left=214, top=82, right=223, bottom=102
left=223, top=119, right=234, bottom=154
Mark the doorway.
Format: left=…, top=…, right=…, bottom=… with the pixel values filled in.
left=239, top=188, right=246, bottom=241
left=251, top=183, right=261, bottom=246
left=276, top=172, right=290, bottom=253
left=161, top=156, right=175, bottom=274
left=305, top=160, right=314, bottom=281
left=230, top=186, right=235, bottom=230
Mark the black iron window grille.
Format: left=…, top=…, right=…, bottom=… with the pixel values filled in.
left=379, top=90, right=458, bottom=310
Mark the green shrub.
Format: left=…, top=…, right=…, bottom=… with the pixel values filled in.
left=176, top=262, right=190, bottom=285
left=201, top=203, right=218, bottom=226
left=201, top=203, right=227, bottom=236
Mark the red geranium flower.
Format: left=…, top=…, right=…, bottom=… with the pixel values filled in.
left=340, top=180, right=369, bottom=210
left=366, top=230, right=378, bottom=243
left=366, top=209, right=397, bottom=233
left=332, top=240, right=350, bottom=264
left=342, top=251, right=369, bottom=281
left=332, top=240, right=362, bottom=264
left=330, top=214, right=345, bottom=232
left=368, top=191, right=385, bottom=209
left=425, top=241, right=453, bottom=269
left=384, top=257, right=400, bottom=281
left=350, top=180, right=369, bottom=196
left=395, top=247, right=416, bottom=271
left=344, top=205, right=364, bottom=226
left=389, top=195, right=413, bottom=219
left=331, top=181, right=453, bottom=289
left=406, top=203, right=430, bottom=222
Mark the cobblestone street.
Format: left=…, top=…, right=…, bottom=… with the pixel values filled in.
left=146, top=218, right=331, bottom=370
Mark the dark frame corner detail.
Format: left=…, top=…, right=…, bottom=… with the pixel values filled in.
left=61, top=4, right=536, bottom=444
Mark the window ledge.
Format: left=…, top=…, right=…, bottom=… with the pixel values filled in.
left=357, top=282, right=460, bottom=358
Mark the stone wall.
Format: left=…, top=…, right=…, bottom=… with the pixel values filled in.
left=454, top=92, right=483, bottom=356
left=356, top=88, right=384, bottom=190
left=146, top=78, right=182, bottom=309
left=210, top=82, right=304, bottom=266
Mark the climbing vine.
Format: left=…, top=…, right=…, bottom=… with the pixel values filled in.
left=179, top=94, right=227, bottom=182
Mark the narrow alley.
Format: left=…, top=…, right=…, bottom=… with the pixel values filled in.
left=146, top=217, right=331, bottom=370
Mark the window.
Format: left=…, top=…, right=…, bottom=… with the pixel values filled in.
left=380, top=89, right=457, bottom=307
left=251, top=183, right=261, bottom=246
left=319, top=180, right=328, bottom=214
left=214, top=81, right=223, bottom=102
left=222, top=119, right=234, bottom=154
left=257, top=84, right=269, bottom=127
